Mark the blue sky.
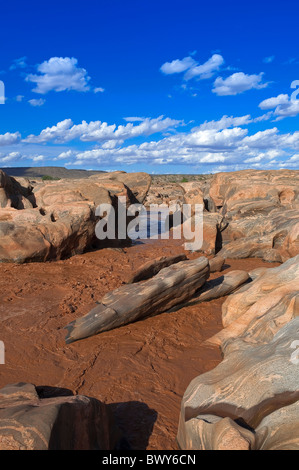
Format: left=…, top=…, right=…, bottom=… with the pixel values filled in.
left=0, top=0, right=299, bottom=174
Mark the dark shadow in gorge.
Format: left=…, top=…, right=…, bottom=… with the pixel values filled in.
left=107, top=401, right=158, bottom=450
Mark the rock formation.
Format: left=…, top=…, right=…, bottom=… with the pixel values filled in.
left=0, top=382, right=120, bottom=450
left=0, top=170, right=151, bottom=263
left=177, top=254, right=299, bottom=450
left=149, top=170, right=299, bottom=262
left=127, top=253, right=187, bottom=283
left=65, top=256, right=210, bottom=343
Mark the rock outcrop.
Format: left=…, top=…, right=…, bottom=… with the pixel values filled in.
left=177, top=254, right=299, bottom=450
left=209, top=170, right=299, bottom=262
left=0, top=382, right=120, bottom=450
left=170, top=270, right=249, bottom=312
left=127, top=253, right=187, bottom=284
left=148, top=170, right=299, bottom=262
left=0, top=170, right=151, bottom=263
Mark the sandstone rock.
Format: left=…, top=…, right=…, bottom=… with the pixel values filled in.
left=65, top=257, right=210, bottom=343
left=182, top=212, right=223, bottom=255
left=193, top=270, right=249, bottom=303
left=208, top=169, right=299, bottom=214
left=209, top=256, right=225, bottom=273
left=0, top=382, right=119, bottom=450
left=179, top=182, right=204, bottom=214
left=169, top=270, right=249, bottom=312
left=127, top=253, right=187, bottom=283
left=222, top=255, right=299, bottom=328
left=219, top=208, right=299, bottom=262
left=0, top=170, right=34, bottom=209
left=207, top=170, right=299, bottom=262
left=177, top=318, right=299, bottom=449
left=207, top=255, right=299, bottom=349
left=178, top=414, right=255, bottom=450
left=0, top=170, right=151, bottom=263
left=144, top=183, right=185, bottom=207
left=254, top=400, right=299, bottom=450
left=90, top=171, right=151, bottom=204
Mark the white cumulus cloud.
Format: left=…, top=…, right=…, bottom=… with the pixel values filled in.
left=213, top=72, right=268, bottom=96
left=26, top=57, right=91, bottom=94
left=24, top=116, right=184, bottom=144
left=160, top=54, right=224, bottom=81
left=0, top=132, right=21, bottom=146
left=259, top=93, right=299, bottom=120
left=160, top=56, right=197, bottom=75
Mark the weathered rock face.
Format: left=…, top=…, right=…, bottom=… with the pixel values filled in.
left=208, top=169, right=299, bottom=213
left=144, top=181, right=204, bottom=214
left=0, top=171, right=151, bottom=263
left=208, top=170, right=299, bottom=262
left=0, top=170, right=35, bottom=210
left=169, top=270, right=249, bottom=312
left=144, top=183, right=185, bottom=207
left=181, top=212, right=224, bottom=255
left=127, top=253, right=187, bottom=284
left=147, top=170, right=299, bottom=262
left=218, top=208, right=299, bottom=262
left=178, top=317, right=299, bottom=450
left=205, top=255, right=299, bottom=349
left=0, top=382, right=120, bottom=450
left=180, top=182, right=204, bottom=210
left=209, top=256, right=225, bottom=273
left=177, top=254, right=299, bottom=450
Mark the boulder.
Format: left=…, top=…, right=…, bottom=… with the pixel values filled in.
left=207, top=170, right=299, bottom=262
left=0, top=382, right=120, bottom=450
left=169, top=270, right=249, bottom=311
left=178, top=414, right=255, bottom=450
left=177, top=318, right=299, bottom=450
left=127, top=253, right=187, bottom=283
left=182, top=212, right=223, bottom=255
left=65, top=257, right=210, bottom=343
left=207, top=255, right=299, bottom=348
left=209, top=256, right=225, bottom=273
left=254, top=400, right=299, bottom=450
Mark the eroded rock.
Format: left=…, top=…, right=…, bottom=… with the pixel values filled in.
left=0, top=382, right=120, bottom=450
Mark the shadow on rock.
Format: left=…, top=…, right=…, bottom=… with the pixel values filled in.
left=108, top=401, right=158, bottom=450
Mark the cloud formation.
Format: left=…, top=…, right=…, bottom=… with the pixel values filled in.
left=213, top=72, right=268, bottom=96
left=0, top=132, right=21, bottom=146
left=160, top=54, right=224, bottom=81
left=1, top=113, right=299, bottom=172
left=24, top=116, right=184, bottom=144
left=26, top=57, right=91, bottom=94
left=259, top=93, right=299, bottom=120
left=28, top=98, right=46, bottom=107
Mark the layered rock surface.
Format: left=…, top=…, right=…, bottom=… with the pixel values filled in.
left=209, top=169, right=299, bottom=262
left=0, top=170, right=151, bottom=263
left=0, top=382, right=120, bottom=450
left=65, top=256, right=210, bottom=343
left=177, top=254, right=299, bottom=450
left=148, top=170, right=299, bottom=262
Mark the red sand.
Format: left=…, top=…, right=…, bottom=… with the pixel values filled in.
left=0, top=239, right=278, bottom=449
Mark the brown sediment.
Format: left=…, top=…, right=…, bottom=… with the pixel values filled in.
left=0, top=239, right=279, bottom=450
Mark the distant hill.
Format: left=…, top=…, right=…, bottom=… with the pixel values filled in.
left=1, top=166, right=106, bottom=180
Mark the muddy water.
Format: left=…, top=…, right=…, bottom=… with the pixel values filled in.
left=0, top=239, right=277, bottom=449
